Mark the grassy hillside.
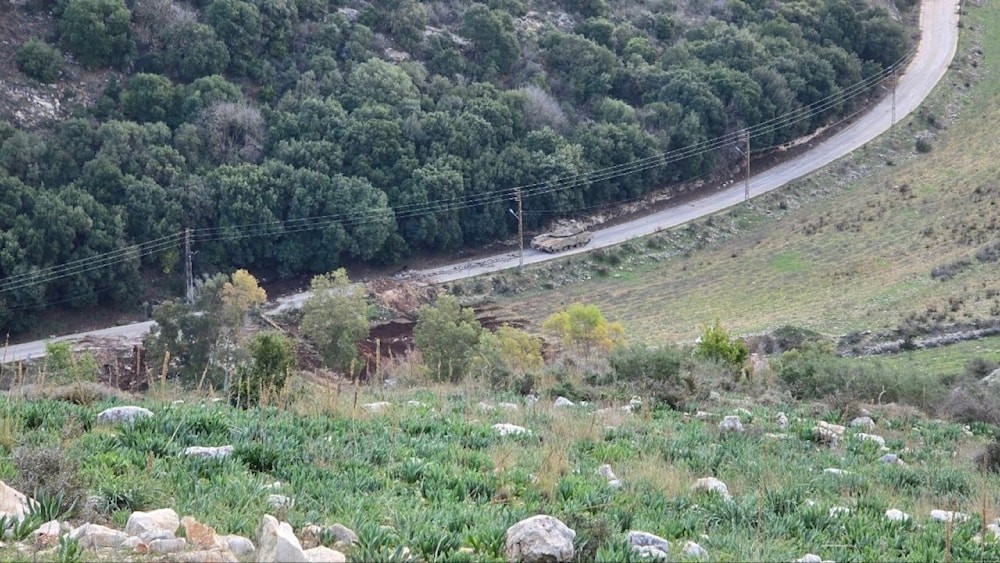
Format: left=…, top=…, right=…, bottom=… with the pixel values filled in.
left=472, top=0, right=999, bottom=350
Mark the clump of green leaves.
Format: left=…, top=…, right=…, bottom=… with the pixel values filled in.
left=232, top=332, right=295, bottom=408
left=15, top=39, right=63, bottom=82
left=695, top=319, right=748, bottom=370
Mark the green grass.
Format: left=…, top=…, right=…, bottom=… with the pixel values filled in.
left=476, top=0, right=1000, bottom=353
left=0, top=385, right=996, bottom=562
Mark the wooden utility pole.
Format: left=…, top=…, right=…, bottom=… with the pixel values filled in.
left=891, top=69, right=897, bottom=127
left=184, top=228, right=194, bottom=304
left=743, top=130, right=751, bottom=205
left=515, top=189, right=524, bottom=270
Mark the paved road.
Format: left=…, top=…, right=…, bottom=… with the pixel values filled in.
left=1, top=0, right=960, bottom=364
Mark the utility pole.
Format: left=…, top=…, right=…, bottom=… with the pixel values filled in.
left=184, top=228, right=194, bottom=305
left=891, top=69, right=897, bottom=127
left=515, top=189, right=524, bottom=270
left=743, top=130, right=751, bottom=205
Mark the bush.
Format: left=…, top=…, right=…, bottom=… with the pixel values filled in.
left=231, top=332, right=295, bottom=408
left=915, top=137, right=932, bottom=153
left=975, top=438, right=1000, bottom=473
left=609, top=344, right=695, bottom=408
left=11, top=446, right=85, bottom=518
left=695, top=319, right=748, bottom=370
left=939, top=384, right=1000, bottom=425
left=15, top=39, right=64, bottom=82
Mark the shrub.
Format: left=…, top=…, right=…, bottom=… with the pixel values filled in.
left=915, top=137, right=932, bottom=153
left=15, top=39, right=64, bottom=82
left=231, top=332, right=295, bottom=408
left=11, top=446, right=85, bottom=518
left=695, top=319, right=748, bottom=370
left=939, top=384, right=1000, bottom=425
left=975, top=438, right=1000, bottom=473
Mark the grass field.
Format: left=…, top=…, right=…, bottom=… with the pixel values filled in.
left=470, top=0, right=1000, bottom=352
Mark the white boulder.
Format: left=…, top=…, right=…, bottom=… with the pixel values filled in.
left=125, top=508, right=179, bottom=538
left=718, top=415, right=744, bottom=433
left=184, top=445, right=234, bottom=459
left=257, top=515, right=307, bottom=563
left=626, top=531, right=669, bottom=560
left=691, top=477, right=730, bottom=500
left=885, top=509, right=911, bottom=522
left=505, top=515, right=575, bottom=563
left=494, top=423, right=529, bottom=436
left=97, top=406, right=153, bottom=424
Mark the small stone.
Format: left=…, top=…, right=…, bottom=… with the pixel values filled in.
left=493, top=423, right=529, bottom=436
left=498, top=402, right=519, bottom=410
left=596, top=464, right=618, bottom=481
left=777, top=412, right=789, bottom=429
left=97, top=406, right=153, bottom=424
left=823, top=468, right=851, bottom=476
left=181, top=515, right=218, bottom=549
left=854, top=433, right=886, bottom=447
left=930, top=510, right=969, bottom=523
left=694, top=411, right=713, bottom=420
left=849, top=416, right=876, bottom=430
left=303, top=546, right=347, bottom=563
left=362, top=401, right=391, bottom=413
left=885, top=509, right=911, bottom=522
left=257, top=515, right=307, bottom=563
left=691, top=477, right=730, bottom=500
left=626, top=531, right=669, bottom=559
left=719, top=415, right=744, bottom=433
left=505, top=515, right=575, bottom=563
left=828, top=506, right=851, bottom=517
left=406, top=400, right=425, bottom=408
left=183, top=445, right=234, bottom=459
left=683, top=540, right=709, bottom=559
left=478, top=401, right=495, bottom=411
left=267, top=494, right=293, bottom=510
left=219, top=534, right=255, bottom=555
left=607, top=479, right=623, bottom=489
left=149, top=537, right=187, bottom=553
left=125, top=509, right=179, bottom=538
left=796, top=554, right=822, bottom=563
left=553, top=397, right=575, bottom=408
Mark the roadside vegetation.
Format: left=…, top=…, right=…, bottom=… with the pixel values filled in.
left=0, top=0, right=915, bottom=334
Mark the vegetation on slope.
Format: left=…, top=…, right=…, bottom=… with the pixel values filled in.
left=0, top=0, right=914, bottom=334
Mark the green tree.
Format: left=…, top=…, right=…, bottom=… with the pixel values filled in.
left=159, top=21, right=231, bottom=81
left=204, top=0, right=262, bottom=75
left=460, top=4, right=519, bottom=79
left=542, top=303, right=625, bottom=358
left=695, top=318, right=749, bottom=370
left=15, top=39, right=64, bottom=83
left=58, top=0, right=133, bottom=69
left=232, top=332, right=294, bottom=407
left=121, top=73, right=176, bottom=124
left=299, top=269, right=369, bottom=375
left=413, top=295, right=482, bottom=382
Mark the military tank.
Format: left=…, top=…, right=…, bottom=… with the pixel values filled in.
left=530, top=220, right=593, bottom=253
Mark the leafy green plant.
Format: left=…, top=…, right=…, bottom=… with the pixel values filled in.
left=57, top=534, right=83, bottom=563
left=15, top=39, right=63, bottom=82
left=695, top=318, right=748, bottom=371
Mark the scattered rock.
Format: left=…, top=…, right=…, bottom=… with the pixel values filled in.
left=822, top=468, right=851, bottom=476
left=854, top=433, right=886, bottom=447
left=0, top=481, right=35, bottom=521
left=691, top=477, right=731, bottom=500
left=878, top=453, right=906, bottom=466
left=149, top=537, right=187, bottom=553
left=683, top=540, right=709, bottom=559
left=326, top=524, right=358, bottom=546
left=139, top=530, right=175, bottom=543
left=175, top=550, right=240, bottom=563
left=267, top=495, right=293, bottom=510
left=257, top=515, right=307, bottom=563
left=694, top=411, right=714, bottom=420
left=181, top=516, right=218, bottom=549
left=930, top=510, right=969, bottom=523
left=553, top=397, right=575, bottom=408
left=478, top=401, right=495, bottom=411
left=719, top=415, right=744, bottom=433
left=362, top=401, right=391, bottom=413
left=596, top=464, right=617, bottom=481
left=406, top=400, right=425, bottom=408
left=494, top=423, right=529, bottom=436
left=850, top=416, right=876, bottom=430
left=764, top=433, right=790, bottom=440
left=813, top=421, right=845, bottom=446
left=498, top=402, right=520, bottom=410
left=71, top=523, right=129, bottom=549
left=505, top=515, right=575, bottom=563
left=777, top=412, right=789, bottom=429
left=796, top=554, right=822, bottom=563
left=219, top=534, right=255, bottom=555
left=733, top=407, right=752, bottom=417
left=885, top=509, right=911, bottom=522
left=828, top=507, right=851, bottom=517
left=125, top=509, right=179, bottom=538
left=626, top=531, right=669, bottom=560
left=303, top=546, right=347, bottom=563
left=184, top=445, right=234, bottom=459
left=97, top=406, right=154, bottom=424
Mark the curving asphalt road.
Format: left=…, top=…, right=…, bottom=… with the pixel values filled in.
left=1, top=0, right=960, bottom=364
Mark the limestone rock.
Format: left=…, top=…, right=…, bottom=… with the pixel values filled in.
left=149, top=537, right=187, bottom=553
left=878, top=453, right=906, bottom=466
left=683, top=540, right=709, bottom=559
left=854, top=433, right=886, bottom=447
left=300, top=525, right=324, bottom=550
left=823, top=468, right=851, bottom=476
left=777, top=412, right=789, bottom=429
left=498, top=402, right=519, bottom=411
left=828, top=507, right=851, bottom=517
left=596, top=464, right=618, bottom=481
left=257, top=515, right=307, bottom=563
left=553, top=397, right=575, bottom=408
left=267, top=494, right=293, bottom=510
left=813, top=421, right=845, bottom=446
left=796, top=555, right=822, bottom=563
left=362, top=401, right=391, bottom=413
left=930, top=510, right=969, bottom=523
left=691, top=477, right=730, bottom=500
left=326, top=524, right=358, bottom=546
left=182, top=516, right=218, bottom=549
left=505, top=515, right=575, bottom=563
left=125, top=508, right=179, bottom=538
left=0, top=482, right=34, bottom=521
left=97, top=406, right=153, bottom=424
left=849, top=416, right=876, bottom=430
left=71, top=523, right=129, bottom=549
left=174, top=550, right=240, bottom=563
left=303, top=546, right=347, bottom=563
left=219, top=534, right=255, bottom=555
left=626, top=531, right=669, bottom=560
left=184, top=445, right=234, bottom=459
left=719, top=415, right=744, bottom=433
left=694, top=411, right=713, bottom=420
left=139, top=530, right=175, bottom=543
left=494, top=423, right=529, bottom=436
left=885, top=509, right=911, bottom=522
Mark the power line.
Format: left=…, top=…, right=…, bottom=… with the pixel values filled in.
left=0, top=52, right=914, bottom=296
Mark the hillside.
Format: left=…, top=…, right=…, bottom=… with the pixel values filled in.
left=0, top=0, right=915, bottom=335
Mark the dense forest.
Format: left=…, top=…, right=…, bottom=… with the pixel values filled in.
left=0, top=0, right=913, bottom=334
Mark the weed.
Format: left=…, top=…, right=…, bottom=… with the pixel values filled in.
left=56, top=535, right=83, bottom=563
